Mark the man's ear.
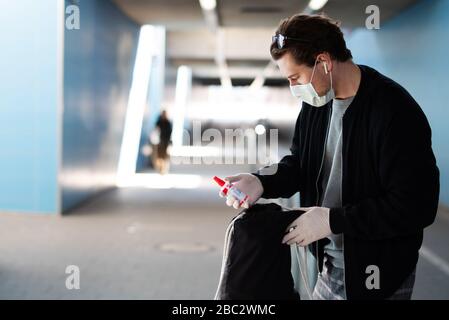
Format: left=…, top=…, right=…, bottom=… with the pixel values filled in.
left=317, top=53, right=333, bottom=74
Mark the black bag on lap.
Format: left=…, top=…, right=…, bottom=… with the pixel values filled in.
left=214, top=203, right=305, bottom=300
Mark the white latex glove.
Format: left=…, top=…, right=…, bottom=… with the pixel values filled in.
left=282, top=206, right=332, bottom=247
left=218, top=173, right=264, bottom=210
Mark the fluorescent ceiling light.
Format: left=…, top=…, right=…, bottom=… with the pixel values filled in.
left=199, top=0, right=217, bottom=11
left=255, top=124, right=266, bottom=135
left=308, top=0, right=328, bottom=11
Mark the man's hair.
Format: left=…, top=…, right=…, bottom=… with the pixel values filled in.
left=270, top=13, right=352, bottom=66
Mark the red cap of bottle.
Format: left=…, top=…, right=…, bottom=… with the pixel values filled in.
left=213, top=176, right=225, bottom=187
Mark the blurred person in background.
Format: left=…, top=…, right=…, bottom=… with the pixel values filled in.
left=153, top=110, right=172, bottom=174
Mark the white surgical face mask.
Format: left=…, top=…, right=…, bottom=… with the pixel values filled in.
left=290, top=58, right=335, bottom=107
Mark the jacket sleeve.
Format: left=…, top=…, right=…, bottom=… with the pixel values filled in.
left=330, top=101, right=440, bottom=240
left=252, top=111, right=303, bottom=199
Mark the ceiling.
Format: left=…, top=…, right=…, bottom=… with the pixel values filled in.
left=113, top=0, right=420, bottom=86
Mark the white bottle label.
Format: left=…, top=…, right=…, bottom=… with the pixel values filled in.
left=229, top=186, right=247, bottom=202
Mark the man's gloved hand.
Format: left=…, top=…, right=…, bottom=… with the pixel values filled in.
left=282, top=206, right=332, bottom=246
left=218, top=173, right=264, bottom=210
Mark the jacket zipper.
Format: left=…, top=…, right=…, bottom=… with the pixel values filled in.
left=314, top=105, right=333, bottom=276
left=341, top=115, right=347, bottom=299
left=342, top=225, right=347, bottom=299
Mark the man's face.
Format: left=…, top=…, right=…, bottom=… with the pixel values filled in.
left=276, top=52, right=330, bottom=96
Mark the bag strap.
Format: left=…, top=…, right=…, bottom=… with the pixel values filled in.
left=214, top=213, right=245, bottom=299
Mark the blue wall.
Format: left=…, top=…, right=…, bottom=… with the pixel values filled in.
left=0, top=1, right=60, bottom=214
left=62, top=0, right=140, bottom=211
left=346, top=0, right=449, bottom=205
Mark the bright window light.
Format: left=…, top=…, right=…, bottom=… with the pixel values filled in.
left=169, top=146, right=220, bottom=157
left=117, top=173, right=202, bottom=189
left=172, top=66, right=192, bottom=147
left=117, top=25, right=157, bottom=182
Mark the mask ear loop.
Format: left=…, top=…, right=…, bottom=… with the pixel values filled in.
left=309, top=58, right=320, bottom=84
left=310, top=58, right=333, bottom=92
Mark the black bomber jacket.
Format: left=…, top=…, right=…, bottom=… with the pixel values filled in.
left=253, top=65, right=440, bottom=299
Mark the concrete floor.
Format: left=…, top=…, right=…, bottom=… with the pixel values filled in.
left=0, top=163, right=448, bottom=299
